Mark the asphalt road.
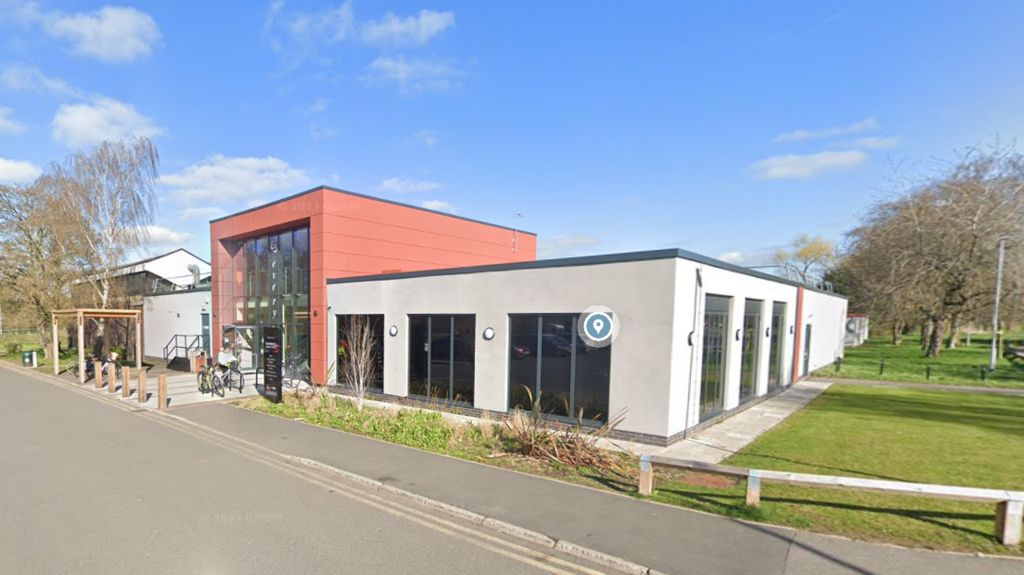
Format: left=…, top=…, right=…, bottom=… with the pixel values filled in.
left=0, top=366, right=612, bottom=575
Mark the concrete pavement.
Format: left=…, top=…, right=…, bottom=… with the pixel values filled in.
left=172, top=395, right=1024, bottom=575
left=809, top=377, right=1024, bottom=396
left=5, top=362, right=1023, bottom=574
left=0, top=364, right=615, bottom=575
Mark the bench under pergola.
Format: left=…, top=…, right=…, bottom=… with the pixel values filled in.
left=51, top=309, right=142, bottom=384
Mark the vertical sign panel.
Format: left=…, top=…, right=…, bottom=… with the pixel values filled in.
left=263, top=325, right=283, bottom=403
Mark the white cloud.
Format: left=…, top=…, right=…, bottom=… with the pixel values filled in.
left=0, top=64, right=83, bottom=98
left=773, top=117, right=877, bottom=143
left=717, top=249, right=774, bottom=267
left=180, top=206, right=224, bottom=221
left=362, top=9, right=454, bottom=46
left=140, top=225, right=191, bottom=246
left=160, top=155, right=309, bottom=202
left=414, top=129, right=439, bottom=147
left=306, top=98, right=329, bottom=113
left=266, top=2, right=453, bottom=68
left=0, top=158, right=42, bottom=184
left=366, top=55, right=461, bottom=93
left=419, top=199, right=457, bottom=213
left=51, top=97, right=165, bottom=148
left=0, top=108, right=26, bottom=134
left=23, top=5, right=161, bottom=63
left=379, top=177, right=441, bottom=194
left=751, top=150, right=868, bottom=180
left=850, top=136, right=901, bottom=149
left=539, top=235, right=601, bottom=259
left=309, top=124, right=338, bottom=140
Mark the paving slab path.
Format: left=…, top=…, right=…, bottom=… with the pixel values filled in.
left=808, top=377, right=1024, bottom=396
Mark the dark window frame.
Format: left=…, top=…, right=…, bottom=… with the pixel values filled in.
left=507, top=313, right=611, bottom=425
left=408, top=314, right=476, bottom=406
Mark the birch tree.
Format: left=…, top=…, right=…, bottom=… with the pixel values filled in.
left=338, top=315, right=380, bottom=411
left=52, top=138, right=159, bottom=350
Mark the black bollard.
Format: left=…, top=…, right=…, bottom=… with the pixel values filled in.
left=880, top=359, right=886, bottom=375
left=926, top=365, right=932, bottom=381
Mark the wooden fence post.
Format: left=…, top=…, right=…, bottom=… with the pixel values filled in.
left=157, top=374, right=167, bottom=410
left=638, top=454, right=654, bottom=496
left=122, top=366, right=131, bottom=398
left=93, top=360, right=103, bottom=390
left=107, top=366, right=117, bottom=394
left=137, top=370, right=147, bottom=403
left=746, top=471, right=762, bottom=507
left=996, top=499, right=1023, bottom=546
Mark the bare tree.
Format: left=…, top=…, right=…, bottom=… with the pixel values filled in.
left=840, top=145, right=1024, bottom=357
left=773, top=235, right=836, bottom=285
left=338, top=315, right=380, bottom=411
left=0, top=179, right=76, bottom=358
left=51, top=138, right=159, bottom=351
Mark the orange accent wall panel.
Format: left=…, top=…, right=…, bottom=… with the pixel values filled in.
left=210, top=186, right=537, bottom=383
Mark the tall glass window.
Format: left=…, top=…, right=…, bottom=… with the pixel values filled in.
left=336, top=314, right=385, bottom=393
left=739, top=299, right=762, bottom=404
left=508, top=314, right=611, bottom=423
left=700, top=295, right=730, bottom=421
left=768, top=302, right=787, bottom=391
left=408, top=315, right=475, bottom=405
left=223, top=225, right=310, bottom=382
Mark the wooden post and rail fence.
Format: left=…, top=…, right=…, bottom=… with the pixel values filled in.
left=638, top=454, right=1024, bottom=546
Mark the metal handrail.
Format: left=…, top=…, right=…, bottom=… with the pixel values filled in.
left=162, top=334, right=202, bottom=364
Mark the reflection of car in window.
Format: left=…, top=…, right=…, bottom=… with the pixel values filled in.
left=541, top=334, right=573, bottom=357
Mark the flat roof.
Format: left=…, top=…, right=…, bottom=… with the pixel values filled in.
left=327, top=248, right=846, bottom=298
left=209, top=185, right=536, bottom=236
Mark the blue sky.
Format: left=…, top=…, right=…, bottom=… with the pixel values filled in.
left=3, top=1, right=1024, bottom=265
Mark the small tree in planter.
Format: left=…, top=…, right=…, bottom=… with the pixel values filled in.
left=338, top=315, right=379, bottom=411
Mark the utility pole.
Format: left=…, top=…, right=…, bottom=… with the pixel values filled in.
left=990, top=237, right=1008, bottom=371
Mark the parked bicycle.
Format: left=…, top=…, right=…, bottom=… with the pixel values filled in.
left=214, top=360, right=245, bottom=394
left=196, top=363, right=223, bottom=397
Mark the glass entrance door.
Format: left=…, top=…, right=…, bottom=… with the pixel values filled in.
left=739, top=299, right=762, bottom=404
left=700, top=295, right=731, bottom=421
left=802, top=324, right=812, bottom=377
left=767, top=302, right=786, bottom=391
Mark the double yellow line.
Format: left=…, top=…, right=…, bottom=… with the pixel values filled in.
left=145, top=410, right=612, bottom=575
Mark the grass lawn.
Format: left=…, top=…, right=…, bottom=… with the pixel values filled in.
left=649, top=384, right=1024, bottom=554
left=817, top=334, right=1024, bottom=388
left=241, top=383, right=1024, bottom=555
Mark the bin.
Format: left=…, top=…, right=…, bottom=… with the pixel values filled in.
left=21, top=350, right=38, bottom=368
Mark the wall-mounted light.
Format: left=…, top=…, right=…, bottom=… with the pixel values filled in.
left=687, top=331, right=695, bottom=346
left=735, top=329, right=741, bottom=341
left=482, top=327, right=495, bottom=341
left=389, top=325, right=399, bottom=337
left=789, top=325, right=795, bottom=334
left=765, top=327, right=770, bottom=338
left=313, top=310, right=318, bottom=317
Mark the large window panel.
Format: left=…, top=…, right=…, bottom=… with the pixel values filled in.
left=428, top=316, right=452, bottom=400
left=408, top=316, right=429, bottom=398
left=452, top=315, right=476, bottom=404
left=700, top=295, right=730, bottom=421
left=336, top=314, right=384, bottom=393
left=509, top=315, right=539, bottom=411
left=739, top=299, right=762, bottom=403
left=408, top=314, right=475, bottom=405
left=508, top=313, right=611, bottom=424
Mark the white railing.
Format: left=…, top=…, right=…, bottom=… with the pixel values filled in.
left=638, top=454, right=1024, bottom=546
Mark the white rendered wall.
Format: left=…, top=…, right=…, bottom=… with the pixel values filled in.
left=669, top=261, right=802, bottom=437
left=143, top=290, right=210, bottom=358
left=800, top=288, right=848, bottom=375
left=328, top=258, right=679, bottom=438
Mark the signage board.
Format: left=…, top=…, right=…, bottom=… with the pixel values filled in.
left=262, top=325, right=283, bottom=403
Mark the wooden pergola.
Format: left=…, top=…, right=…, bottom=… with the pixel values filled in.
left=51, top=309, right=142, bottom=384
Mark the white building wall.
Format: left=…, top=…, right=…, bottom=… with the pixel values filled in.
left=328, top=258, right=679, bottom=438
left=326, top=252, right=849, bottom=442
left=800, top=288, right=848, bottom=375
left=142, top=290, right=211, bottom=359
left=670, top=261, right=802, bottom=437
